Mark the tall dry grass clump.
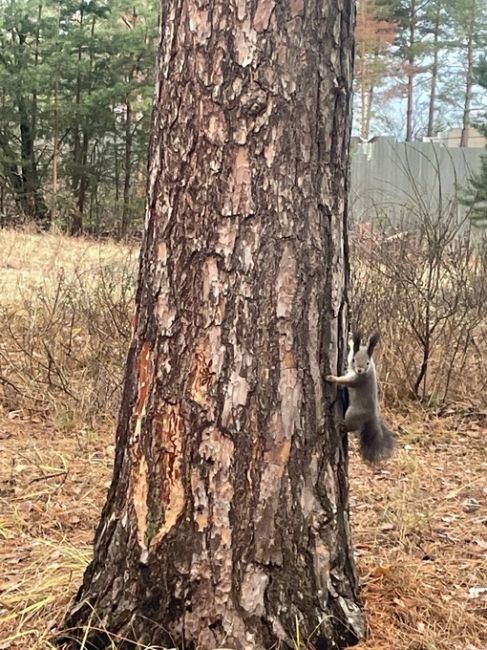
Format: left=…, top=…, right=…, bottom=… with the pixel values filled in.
left=0, top=229, right=137, bottom=428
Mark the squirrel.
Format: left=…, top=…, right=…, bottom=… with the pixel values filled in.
left=326, top=331, right=394, bottom=463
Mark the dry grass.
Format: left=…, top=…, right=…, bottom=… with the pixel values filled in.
left=351, top=406, right=487, bottom=650
left=0, top=411, right=113, bottom=649
left=0, top=228, right=137, bottom=428
left=0, top=230, right=486, bottom=649
left=0, top=408, right=485, bottom=649
left=0, top=228, right=135, bottom=304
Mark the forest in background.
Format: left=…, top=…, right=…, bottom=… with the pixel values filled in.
left=0, top=0, right=487, bottom=236
left=356, top=0, right=487, bottom=142
left=0, top=0, right=158, bottom=236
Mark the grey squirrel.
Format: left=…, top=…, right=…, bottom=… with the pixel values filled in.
left=326, top=331, right=394, bottom=462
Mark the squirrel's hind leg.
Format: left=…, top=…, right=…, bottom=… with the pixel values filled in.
left=343, top=406, right=363, bottom=432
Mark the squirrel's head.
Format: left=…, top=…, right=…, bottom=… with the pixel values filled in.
left=352, top=331, right=380, bottom=375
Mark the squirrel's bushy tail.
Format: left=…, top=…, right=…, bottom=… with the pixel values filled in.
left=359, top=418, right=394, bottom=463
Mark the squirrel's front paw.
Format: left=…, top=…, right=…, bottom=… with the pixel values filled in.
left=325, top=374, right=336, bottom=382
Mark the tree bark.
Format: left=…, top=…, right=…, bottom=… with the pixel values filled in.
left=62, top=1, right=362, bottom=649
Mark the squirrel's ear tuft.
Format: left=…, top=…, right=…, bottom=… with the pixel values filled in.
left=353, top=331, right=362, bottom=353
left=367, top=332, right=380, bottom=356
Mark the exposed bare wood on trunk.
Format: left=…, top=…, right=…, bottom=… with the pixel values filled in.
left=62, top=1, right=362, bottom=648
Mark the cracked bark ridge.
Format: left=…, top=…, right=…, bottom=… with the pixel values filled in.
left=62, top=1, right=363, bottom=648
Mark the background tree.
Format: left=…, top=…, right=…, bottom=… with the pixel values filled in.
left=355, top=0, right=396, bottom=140
left=359, top=0, right=487, bottom=140
left=420, top=0, right=451, bottom=137
left=0, top=0, right=158, bottom=235
left=376, top=0, right=428, bottom=141
left=60, top=0, right=363, bottom=648
left=460, top=55, right=487, bottom=223
left=447, top=0, right=487, bottom=146
left=0, top=0, right=52, bottom=226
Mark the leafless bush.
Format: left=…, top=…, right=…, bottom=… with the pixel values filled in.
left=351, top=204, right=487, bottom=406
left=0, top=252, right=135, bottom=427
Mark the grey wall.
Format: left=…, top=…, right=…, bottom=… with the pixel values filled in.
left=349, top=139, right=484, bottom=226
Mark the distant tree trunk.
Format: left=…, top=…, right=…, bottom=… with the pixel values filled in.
left=114, top=132, right=120, bottom=203
left=61, top=1, right=362, bottom=649
left=32, top=3, right=42, bottom=144
left=121, top=97, right=132, bottom=238
left=406, top=0, right=416, bottom=142
left=120, top=8, right=138, bottom=239
left=71, top=12, right=96, bottom=235
left=52, top=4, right=60, bottom=202
left=366, top=83, right=375, bottom=139
left=16, top=25, right=50, bottom=227
left=427, top=2, right=441, bottom=137
left=53, top=78, right=59, bottom=198
left=78, top=14, right=96, bottom=221
left=358, top=0, right=368, bottom=140
left=77, top=128, right=89, bottom=218
left=70, top=6, right=84, bottom=235
left=460, top=16, right=474, bottom=148
left=0, top=131, right=24, bottom=215
left=17, top=93, right=50, bottom=227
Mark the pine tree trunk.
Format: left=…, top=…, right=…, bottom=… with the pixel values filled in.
left=53, top=79, right=59, bottom=198
left=17, top=93, right=50, bottom=227
left=114, top=132, right=120, bottom=204
left=121, top=97, right=132, bottom=238
left=359, top=0, right=368, bottom=140
left=406, top=0, right=416, bottom=142
left=427, top=3, right=441, bottom=138
left=365, top=84, right=374, bottom=141
left=460, top=21, right=474, bottom=148
left=61, top=1, right=362, bottom=648
left=16, top=26, right=50, bottom=228
left=70, top=8, right=84, bottom=235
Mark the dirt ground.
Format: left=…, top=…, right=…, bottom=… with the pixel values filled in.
left=0, top=406, right=486, bottom=649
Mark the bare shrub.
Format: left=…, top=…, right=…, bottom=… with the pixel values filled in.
left=351, top=195, right=487, bottom=406
left=0, top=235, right=136, bottom=427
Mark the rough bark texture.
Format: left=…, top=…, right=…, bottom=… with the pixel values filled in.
left=63, top=1, right=362, bottom=648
